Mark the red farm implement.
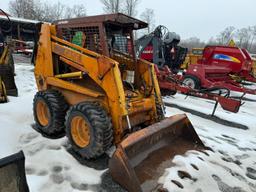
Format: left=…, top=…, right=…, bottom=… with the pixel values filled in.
left=183, top=46, right=256, bottom=95
left=136, top=26, right=243, bottom=114
left=155, top=66, right=243, bottom=115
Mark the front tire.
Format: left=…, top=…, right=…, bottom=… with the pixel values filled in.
left=65, top=102, right=113, bottom=159
left=33, top=90, right=68, bottom=136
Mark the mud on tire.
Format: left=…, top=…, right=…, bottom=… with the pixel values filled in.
left=65, top=102, right=113, bottom=159
left=33, top=90, right=68, bottom=136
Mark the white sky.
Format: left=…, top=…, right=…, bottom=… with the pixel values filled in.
left=1, top=0, right=256, bottom=41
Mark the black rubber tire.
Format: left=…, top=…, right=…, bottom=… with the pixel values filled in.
left=0, top=64, right=17, bottom=96
left=182, top=75, right=201, bottom=89
left=65, top=102, right=113, bottom=159
left=33, top=90, right=68, bottom=136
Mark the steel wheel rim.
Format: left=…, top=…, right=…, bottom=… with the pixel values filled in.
left=71, top=116, right=90, bottom=148
left=183, top=78, right=196, bottom=88
left=36, top=100, right=50, bottom=126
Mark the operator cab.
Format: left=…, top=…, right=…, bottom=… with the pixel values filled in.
left=55, top=13, right=149, bottom=94
left=56, top=13, right=147, bottom=57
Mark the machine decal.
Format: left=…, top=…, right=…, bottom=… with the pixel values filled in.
left=213, top=54, right=240, bottom=63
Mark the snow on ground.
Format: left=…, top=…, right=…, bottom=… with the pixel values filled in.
left=163, top=92, right=256, bottom=130
left=161, top=95, right=256, bottom=191
left=0, top=62, right=256, bottom=192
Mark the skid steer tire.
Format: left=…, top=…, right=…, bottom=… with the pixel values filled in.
left=65, top=102, right=113, bottom=159
left=33, top=90, right=68, bottom=137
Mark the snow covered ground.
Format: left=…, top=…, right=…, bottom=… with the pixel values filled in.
left=161, top=96, right=256, bottom=192
left=0, top=62, right=256, bottom=192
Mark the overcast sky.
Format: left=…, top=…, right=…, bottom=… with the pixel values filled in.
left=1, top=0, right=256, bottom=41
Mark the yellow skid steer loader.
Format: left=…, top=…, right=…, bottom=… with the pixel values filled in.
left=33, top=13, right=204, bottom=191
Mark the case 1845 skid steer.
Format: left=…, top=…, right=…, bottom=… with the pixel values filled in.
left=33, top=13, right=204, bottom=192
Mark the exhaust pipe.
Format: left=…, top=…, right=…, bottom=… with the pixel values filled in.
left=109, top=114, right=204, bottom=192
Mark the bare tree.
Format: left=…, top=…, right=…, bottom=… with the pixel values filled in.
left=9, top=0, right=38, bottom=19
left=65, top=4, right=87, bottom=19
left=101, top=0, right=121, bottom=13
left=216, top=26, right=235, bottom=45
left=9, top=0, right=87, bottom=22
left=213, top=25, right=256, bottom=52
left=180, top=37, right=206, bottom=51
left=140, top=8, right=155, bottom=33
left=179, top=25, right=256, bottom=54
left=42, top=2, right=66, bottom=22
left=207, top=37, right=219, bottom=46
left=248, top=26, right=256, bottom=51
left=123, top=0, right=140, bottom=17
left=235, top=27, right=253, bottom=49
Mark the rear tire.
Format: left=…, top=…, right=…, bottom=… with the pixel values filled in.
left=65, top=102, right=113, bottom=159
left=182, top=75, right=201, bottom=89
left=33, top=90, right=68, bottom=136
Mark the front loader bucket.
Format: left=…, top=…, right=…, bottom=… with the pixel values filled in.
left=0, top=151, right=29, bottom=192
left=109, top=114, right=204, bottom=192
left=0, top=65, right=18, bottom=97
